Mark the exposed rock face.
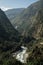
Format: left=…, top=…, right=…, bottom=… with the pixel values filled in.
left=13, top=46, right=28, bottom=63
left=29, top=10, right=43, bottom=39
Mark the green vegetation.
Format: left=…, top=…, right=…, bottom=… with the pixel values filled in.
left=0, top=9, right=20, bottom=42
left=0, top=0, right=43, bottom=65
left=27, top=45, right=43, bottom=65
left=5, top=0, right=43, bottom=40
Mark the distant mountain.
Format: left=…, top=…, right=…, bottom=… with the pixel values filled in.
left=5, top=8, right=25, bottom=24
left=6, top=0, right=43, bottom=39
left=0, top=9, right=20, bottom=42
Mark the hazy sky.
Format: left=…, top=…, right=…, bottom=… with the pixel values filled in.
left=0, top=0, right=38, bottom=11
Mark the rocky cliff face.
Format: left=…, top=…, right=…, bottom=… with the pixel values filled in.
left=28, top=10, right=43, bottom=39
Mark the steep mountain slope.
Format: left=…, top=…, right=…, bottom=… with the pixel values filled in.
left=7, top=1, right=40, bottom=32
left=28, top=9, right=43, bottom=39
left=0, top=9, right=22, bottom=65
left=7, top=0, right=43, bottom=40
left=27, top=45, right=43, bottom=65
left=5, top=8, right=24, bottom=24
left=0, top=9, right=20, bottom=41
left=6, top=1, right=43, bottom=37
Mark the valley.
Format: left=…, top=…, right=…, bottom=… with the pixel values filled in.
left=0, top=0, right=43, bottom=65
